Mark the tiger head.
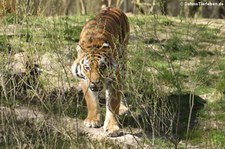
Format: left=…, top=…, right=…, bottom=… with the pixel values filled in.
left=71, top=42, right=118, bottom=92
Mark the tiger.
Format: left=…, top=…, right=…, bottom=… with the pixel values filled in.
left=71, top=7, right=129, bottom=137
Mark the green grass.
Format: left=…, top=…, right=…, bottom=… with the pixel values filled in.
left=188, top=99, right=225, bottom=147
left=0, top=13, right=225, bottom=148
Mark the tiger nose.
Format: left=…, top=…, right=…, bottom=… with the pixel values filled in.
left=89, top=81, right=102, bottom=92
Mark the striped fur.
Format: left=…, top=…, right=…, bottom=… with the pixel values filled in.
left=71, top=7, right=129, bottom=137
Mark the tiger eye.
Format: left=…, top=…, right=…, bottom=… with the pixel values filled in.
left=99, top=63, right=106, bottom=70
left=84, top=64, right=90, bottom=71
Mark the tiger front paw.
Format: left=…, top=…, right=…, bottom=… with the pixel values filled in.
left=103, top=123, right=122, bottom=137
left=84, top=118, right=102, bottom=128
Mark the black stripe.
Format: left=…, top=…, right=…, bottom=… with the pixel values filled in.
left=75, top=64, right=78, bottom=74
left=76, top=64, right=85, bottom=79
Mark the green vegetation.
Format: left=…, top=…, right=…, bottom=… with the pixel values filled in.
left=0, top=13, right=225, bottom=148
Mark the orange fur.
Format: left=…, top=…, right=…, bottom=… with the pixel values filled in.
left=71, top=7, right=129, bottom=137
left=0, top=0, right=16, bottom=16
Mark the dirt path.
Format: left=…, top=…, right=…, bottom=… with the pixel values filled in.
left=0, top=106, right=150, bottom=148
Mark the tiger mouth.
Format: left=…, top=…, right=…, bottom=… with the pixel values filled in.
left=89, top=84, right=103, bottom=92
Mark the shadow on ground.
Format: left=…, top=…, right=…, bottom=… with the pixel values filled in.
left=121, top=93, right=206, bottom=142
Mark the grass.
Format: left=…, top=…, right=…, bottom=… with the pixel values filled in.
left=0, top=12, right=225, bottom=148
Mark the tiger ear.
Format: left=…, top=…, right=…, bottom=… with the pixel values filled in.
left=76, top=44, right=83, bottom=52
left=76, top=45, right=83, bottom=57
left=102, top=42, right=110, bottom=48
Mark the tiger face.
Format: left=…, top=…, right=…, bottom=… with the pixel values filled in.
left=71, top=43, right=117, bottom=92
